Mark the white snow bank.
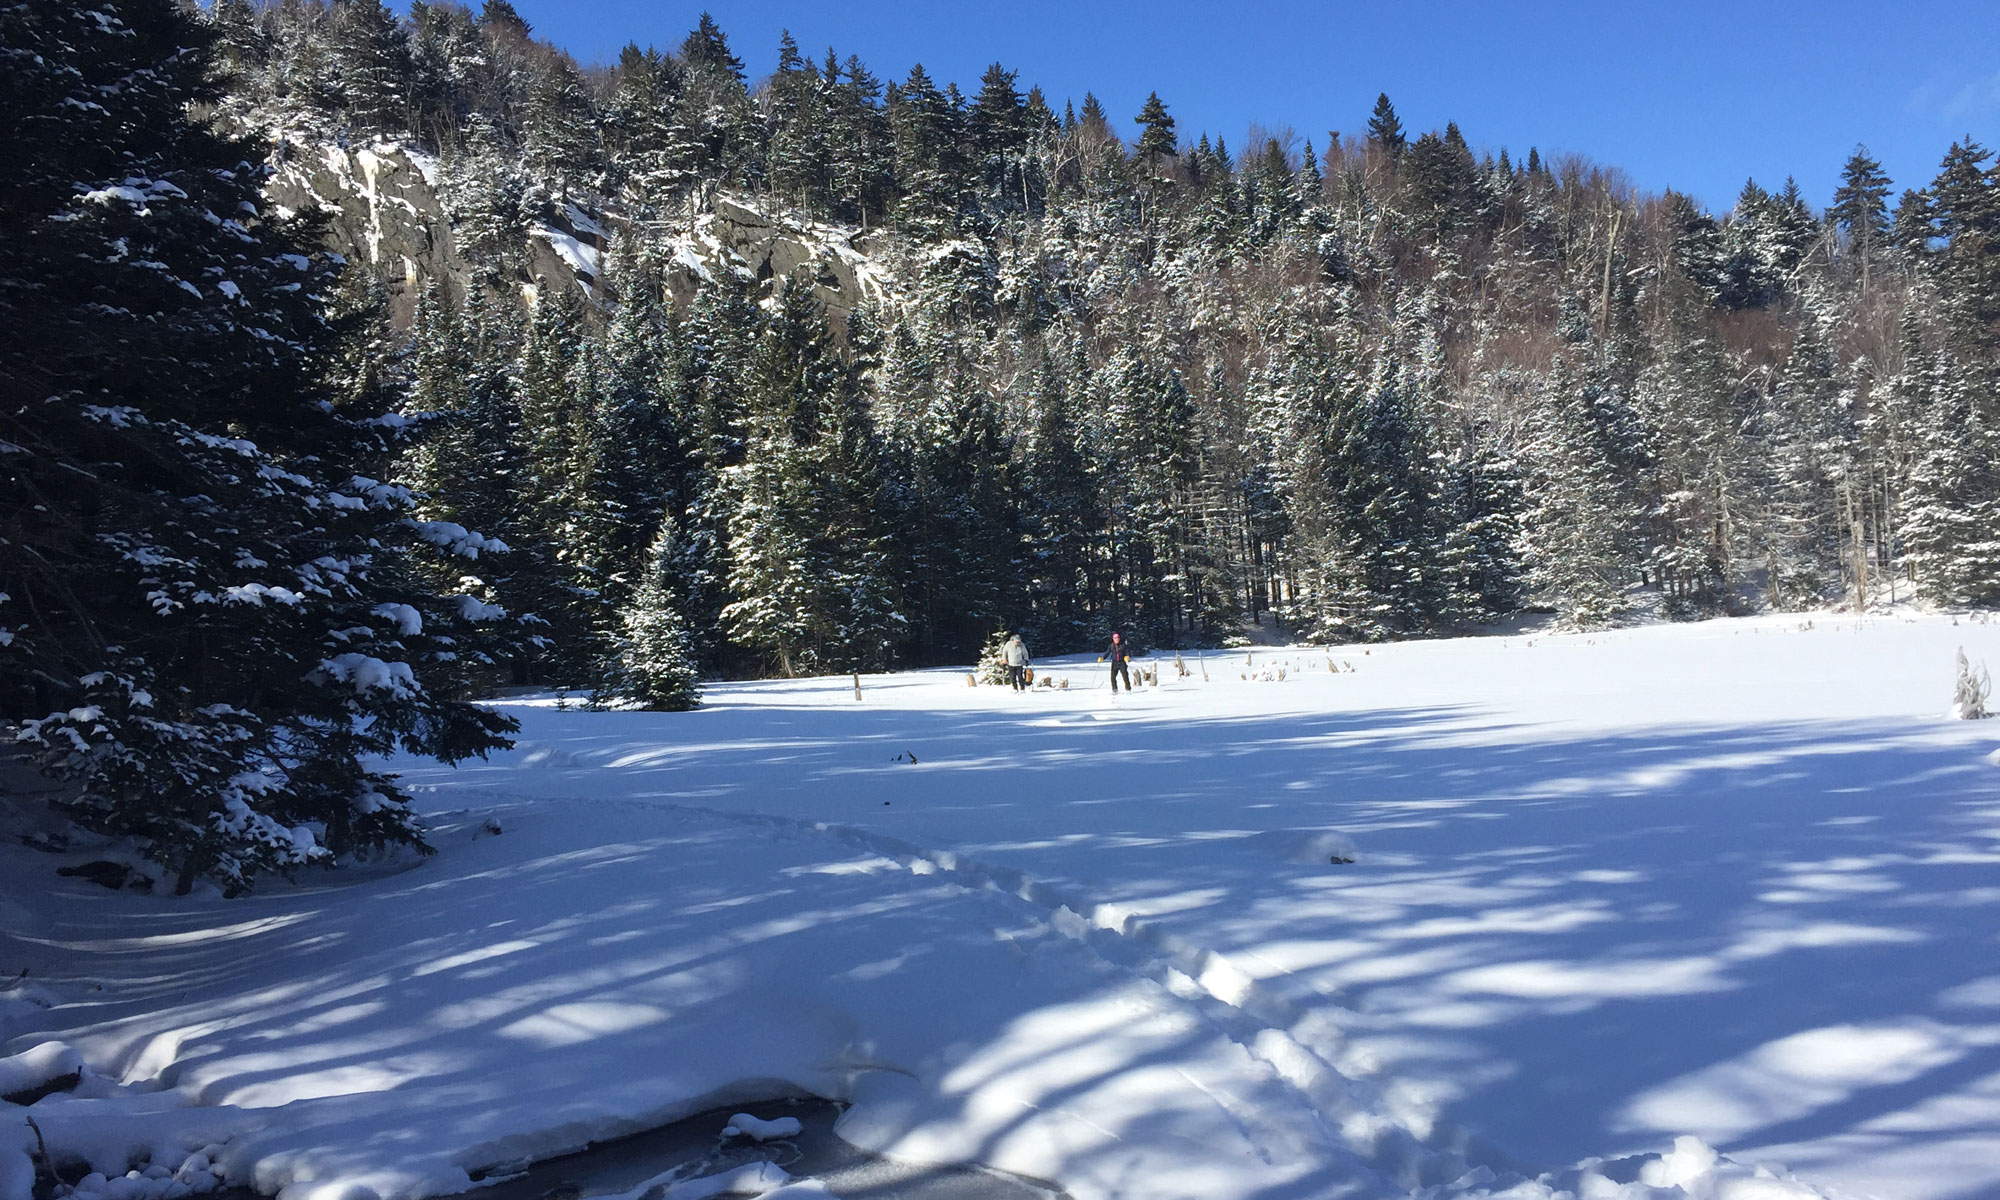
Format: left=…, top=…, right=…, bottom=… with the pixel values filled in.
left=1635, top=1136, right=1825, bottom=1198
left=61, top=1154, right=226, bottom=1200
left=0, top=1039, right=81, bottom=1096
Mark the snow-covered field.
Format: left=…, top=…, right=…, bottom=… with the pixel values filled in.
left=5, top=611, right=2000, bottom=1200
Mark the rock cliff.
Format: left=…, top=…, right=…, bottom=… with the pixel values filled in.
left=267, top=137, right=898, bottom=325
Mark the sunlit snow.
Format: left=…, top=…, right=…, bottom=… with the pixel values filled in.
left=3, top=610, right=1998, bottom=1200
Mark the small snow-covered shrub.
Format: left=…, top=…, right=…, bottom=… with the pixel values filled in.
left=1954, top=647, right=1992, bottom=720
left=975, top=630, right=1012, bottom=685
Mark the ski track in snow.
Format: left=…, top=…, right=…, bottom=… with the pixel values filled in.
left=529, top=793, right=1474, bottom=1193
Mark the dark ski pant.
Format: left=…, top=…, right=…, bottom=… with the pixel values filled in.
left=1008, top=665, right=1028, bottom=691
left=1109, top=661, right=1131, bottom=692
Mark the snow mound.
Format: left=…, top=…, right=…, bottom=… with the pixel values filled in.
left=1635, top=1135, right=1827, bottom=1198
left=0, top=1040, right=81, bottom=1097
left=59, top=1154, right=225, bottom=1200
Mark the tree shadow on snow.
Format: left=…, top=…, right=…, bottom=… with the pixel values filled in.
left=419, top=691, right=2000, bottom=1192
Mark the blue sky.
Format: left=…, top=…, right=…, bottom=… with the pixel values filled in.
left=453, top=1, right=1999, bottom=214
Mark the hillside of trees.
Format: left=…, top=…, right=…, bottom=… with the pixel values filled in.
left=210, top=0, right=2000, bottom=687
left=5, top=0, right=1998, bottom=888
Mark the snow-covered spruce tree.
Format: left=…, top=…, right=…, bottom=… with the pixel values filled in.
left=1899, top=141, right=2000, bottom=606
left=763, top=32, right=831, bottom=213
left=723, top=277, right=903, bottom=677
left=0, top=0, right=514, bottom=894
left=605, top=515, right=702, bottom=711
left=329, top=0, right=413, bottom=139
left=1519, top=306, right=1648, bottom=629
left=398, top=283, right=541, bottom=687
left=504, top=280, right=610, bottom=683
left=522, top=56, right=604, bottom=202
left=875, top=301, right=1019, bottom=663
left=974, top=628, right=1013, bottom=686
left=594, top=245, right=694, bottom=591
left=438, top=114, right=532, bottom=281
left=1256, top=318, right=1351, bottom=643
left=1434, top=435, right=1526, bottom=626
left=1901, top=352, right=2000, bottom=605
left=1761, top=308, right=1855, bottom=609
left=888, top=64, right=975, bottom=237
left=675, top=13, right=763, bottom=194
left=606, top=43, right=701, bottom=217
left=1018, top=341, right=1101, bottom=650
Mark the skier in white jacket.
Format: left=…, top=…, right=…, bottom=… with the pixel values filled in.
left=1003, top=633, right=1032, bottom=692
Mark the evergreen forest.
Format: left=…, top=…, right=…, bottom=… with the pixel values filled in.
left=4, top=0, right=1999, bottom=889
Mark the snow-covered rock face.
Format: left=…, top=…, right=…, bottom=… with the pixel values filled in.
left=266, top=140, right=462, bottom=326
left=264, top=136, right=897, bottom=328
left=675, top=195, right=899, bottom=326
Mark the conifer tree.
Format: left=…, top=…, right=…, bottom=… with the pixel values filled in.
left=1519, top=305, right=1647, bottom=627
left=1901, top=345, right=2000, bottom=605
left=1402, top=131, right=1477, bottom=245
left=663, top=284, right=759, bottom=672
left=681, top=12, right=743, bottom=79
left=606, top=516, right=703, bottom=710
left=440, top=115, right=530, bottom=279
left=765, top=31, right=832, bottom=211
left=889, top=65, right=973, bottom=235
left=608, top=44, right=699, bottom=215
left=886, top=314, right=1021, bottom=659
left=1720, top=180, right=1781, bottom=308
left=1634, top=268, right=1750, bottom=614
left=1926, top=139, right=2000, bottom=336
left=1435, top=437, right=1526, bottom=624
left=1341, top=310, right=1441, bottom=635
left=205, top=0, right=270, bottom=120
left=1019, top=342, right=1100, bottom=646
left=970, top=62, right=1037, bottom=215
left=826, top=52, right=895, bottom=227
left=1830, top=147, right=1892, bottom=296
left=676, top=13, right=762, bottom=192
left=330, top=0, right=412, bottom=137
left=724, top=279, right=902, bottom=675
left=1761, top=311, right=1853, bottom=608
left=1367, top=93, right=1406, bottom=161
left=1134, top=91, right=1178, bottom=173
left=522, top=57, right=604, bottom=200
left=405, top=1, right=481, bottom=149
left=0, top=0, right=511, bottom=892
